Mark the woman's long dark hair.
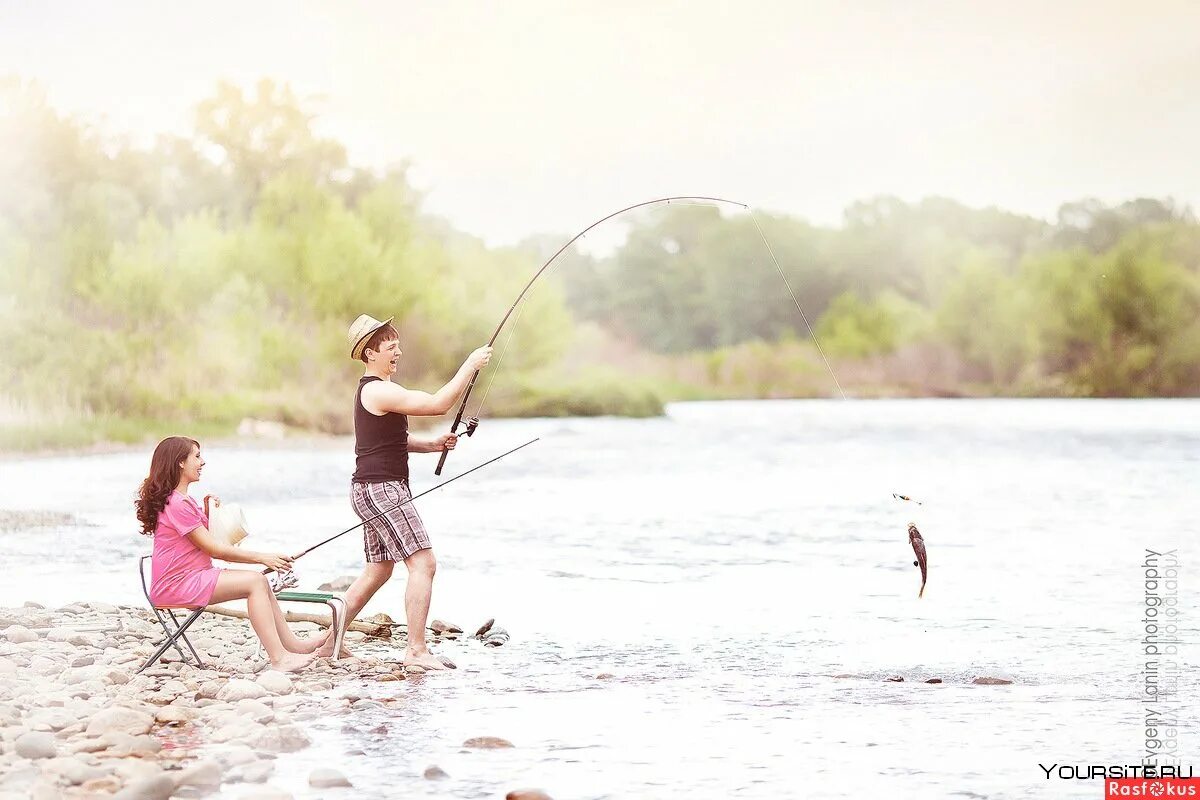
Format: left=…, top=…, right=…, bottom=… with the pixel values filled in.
left=136, top=436, right=199, bottom=535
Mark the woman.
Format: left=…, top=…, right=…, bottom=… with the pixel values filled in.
left=136, top=436, right=321, bottom=673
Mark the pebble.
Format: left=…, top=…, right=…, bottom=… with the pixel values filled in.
left=474, top=618, right=495, bottom=638
left=309, top=767, right=353, bottom=788
left=237, top=760, right=276, bottom=783
left=238, top=787, right=294, bottom=800
left=112, top=773, right=176, bottom=800
left=217, top=679, right=269, bottom=701
left=507, top=791, right=554, bottom=800
left=154, top=706, right=194, bottom=725
left=15, top=731, right=58, bottom=759
left=252, top=724, right=312, bottom=754
left=85, top=707, right=154, bottom=737
left=178, top=758, right=224, bottom=789
left=424, top=765, right=449, bottom=780
left=4, top=625, right=39, bottom=644
left=925, top=678, right=943, bottom=684
left=256, top=671, right=294, bottom=695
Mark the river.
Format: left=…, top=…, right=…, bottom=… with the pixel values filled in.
left=2, top=399, right=1197, bottom=798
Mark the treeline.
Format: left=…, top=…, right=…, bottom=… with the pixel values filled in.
left=2, top=78, right=1198, bottom=450
left=559, top=197, right=1200, bottom=396
left=0, top=78, right=578, bottom=447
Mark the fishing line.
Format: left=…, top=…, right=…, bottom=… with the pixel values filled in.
left=435, top=195, right=853, bottom=474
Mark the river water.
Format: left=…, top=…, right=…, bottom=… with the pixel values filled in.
left=2, top=399, right=1198, bottom=798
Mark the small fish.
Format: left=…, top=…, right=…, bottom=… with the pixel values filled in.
left=893, top=493, right=922, bottom=505
left=908, top=522, right=928, bottom=598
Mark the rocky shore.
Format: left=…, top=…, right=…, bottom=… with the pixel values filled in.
left=0, top=600, right=504, bottom=799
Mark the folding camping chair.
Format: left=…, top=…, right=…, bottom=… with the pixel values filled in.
left=136, top=555, right=349, bottom=674
left=137, top=555, right=206, bottom=673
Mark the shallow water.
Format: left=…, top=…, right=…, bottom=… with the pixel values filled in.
left=2, top=399, right=1198, bottom=798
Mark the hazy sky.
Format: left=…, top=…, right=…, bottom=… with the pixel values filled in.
left=3, top=1, right=1198, bottom=244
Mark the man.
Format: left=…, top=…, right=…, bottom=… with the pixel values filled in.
left=316, top=313, right=491, bottom=670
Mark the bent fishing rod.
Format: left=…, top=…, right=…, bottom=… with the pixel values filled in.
left=263, top=437, right=538, bottom=573
left=434, top=195, right=848, bottom=475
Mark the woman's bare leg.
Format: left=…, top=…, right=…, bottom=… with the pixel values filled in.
left=210, top=571, right=316, bottom=672
left=264, top=592, right=324, bottom=654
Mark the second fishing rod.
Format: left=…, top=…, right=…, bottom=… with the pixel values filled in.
left=261, top=438, right=538, bottom=574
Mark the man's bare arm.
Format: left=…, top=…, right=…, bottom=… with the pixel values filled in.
left=367, top=346, right=493, bottom=417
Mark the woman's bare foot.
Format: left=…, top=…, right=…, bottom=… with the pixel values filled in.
left=403, top=649, right=449, bottom=671
left=290, top=634, right=328, bottom=655
left=270, top=652, right=317, bottom=673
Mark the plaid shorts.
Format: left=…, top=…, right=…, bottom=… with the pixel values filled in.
left=351, top=480, right=432, bottom=563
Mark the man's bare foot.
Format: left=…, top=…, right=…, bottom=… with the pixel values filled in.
left=403, top=650, right=449, bottom=671
left=270, top=652, right=317, bottom=673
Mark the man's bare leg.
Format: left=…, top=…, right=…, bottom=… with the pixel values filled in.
left=402, top=548, right=446, bottom=670
left=315, top=560, right=395, bottom=657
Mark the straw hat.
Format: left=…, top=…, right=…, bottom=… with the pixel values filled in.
left=347, top=313, right=395, bottom=360
left=208, top=502, right=249, bottom=546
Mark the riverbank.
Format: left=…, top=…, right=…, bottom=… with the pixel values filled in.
left=0, top=601, right=524, bottom=799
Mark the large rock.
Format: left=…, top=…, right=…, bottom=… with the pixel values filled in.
left=507, top=792, right=554, bottom=800
left=15, top=731, right=58, bottom=759
left=85, top=707, right=154, bottom=737
left=973, top=676, right=1014, bottom=685
left=309, top=768, right=352, bottom=788
left=317, top=575, right=356, bottom=592
left=256, top=671, right=294, bottom=695
left=216, top=679, right=268, bottom=702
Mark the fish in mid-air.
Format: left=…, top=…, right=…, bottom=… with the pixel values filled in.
left=908, top=522, right=928, bottom=598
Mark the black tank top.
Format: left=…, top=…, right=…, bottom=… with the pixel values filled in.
left=352, top=376, right=409, bottom=484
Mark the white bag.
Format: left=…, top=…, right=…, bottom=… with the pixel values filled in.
left=205, top=496, right=249, bottom=546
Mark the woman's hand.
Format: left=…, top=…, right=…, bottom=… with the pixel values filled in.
left=259, top=552, right=294, bottom=573
left=433, top=433, right=459, bottom=451
left=466, top=345, right=493, bottom=371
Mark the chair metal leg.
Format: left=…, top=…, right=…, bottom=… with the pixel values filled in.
left=167, top=609, right=205, bottom=666
left=138, top=607, right=205, bottom=674
left=151, top=607, right=192, bottom=663
left=327, top=598, right=347, bottom=663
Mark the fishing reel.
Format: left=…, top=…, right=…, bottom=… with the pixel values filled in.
left=268, top=568, right=298, bottom=594
left=460, top=416, right=480, bottom=437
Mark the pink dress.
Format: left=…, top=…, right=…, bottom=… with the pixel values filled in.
left=149, top=491, right=222, bottom=608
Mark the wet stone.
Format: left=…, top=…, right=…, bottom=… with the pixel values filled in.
left=464, top=736, right=514, bottom=749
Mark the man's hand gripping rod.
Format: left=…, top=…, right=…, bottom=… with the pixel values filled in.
left=435, top=396, right=479, bottom=476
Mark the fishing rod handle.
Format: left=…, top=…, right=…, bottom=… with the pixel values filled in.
left=435, top=369, right=481, bottom=475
